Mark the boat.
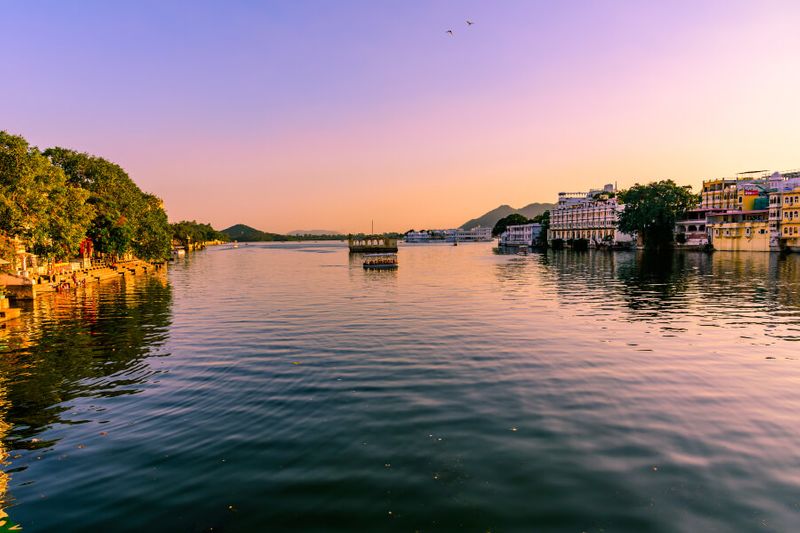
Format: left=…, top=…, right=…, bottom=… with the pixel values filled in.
left=232, top=240, right=239, bottom=249
left=348, top=235, right=398, bottom=253
left=363, top=253, right=398, bottom=270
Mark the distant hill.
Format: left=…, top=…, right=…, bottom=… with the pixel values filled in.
left=460, top=202, right=555, bottom=230
left=287, top=229, right=342, bottom=236
left=221, top=224, right=289, bottom=242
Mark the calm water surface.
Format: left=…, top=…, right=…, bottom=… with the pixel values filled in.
left=1, top=243, right=799, bottom=531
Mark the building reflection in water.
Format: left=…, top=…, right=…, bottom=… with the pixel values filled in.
left=494, top=249, right=800, bottom=339
left=0, top=273, right=172, bottom=525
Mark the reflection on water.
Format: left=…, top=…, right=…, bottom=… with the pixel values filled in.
left=528, top=250, right=800, bottom=340
left=1, top=244, right=800, bottom=531
left=0, top=274, right=170, bottom=526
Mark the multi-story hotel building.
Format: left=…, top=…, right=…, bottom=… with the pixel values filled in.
left=698, top=170, right=800, bottom=252
left=548, top=184, right=634, bottom=247
left=681, top=173, right=770, bottom=249
left=700, top=178, right=741, bottom=210
left=768, top=171, right=800, bottom=251
left=707, top=210, right=770, bottom=251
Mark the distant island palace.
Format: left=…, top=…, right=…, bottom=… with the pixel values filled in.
left=404, top=227, right=493, bottom=243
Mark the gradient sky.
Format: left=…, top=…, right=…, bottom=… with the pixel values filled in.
left=3, top=1, right=800, bottom=233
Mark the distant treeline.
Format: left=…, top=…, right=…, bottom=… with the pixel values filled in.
left=1, top=131, right=171, bottom=262
left=171, top=220, right=228, bottom=247
left=220, top=224, right=348, bottom=242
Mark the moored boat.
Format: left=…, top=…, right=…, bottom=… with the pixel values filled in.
left=363, top=253, right=398, bottom=270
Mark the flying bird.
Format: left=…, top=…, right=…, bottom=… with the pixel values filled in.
left=466, top=20, right=474, bottom=26
left=446, top=29, right=453, bottom=35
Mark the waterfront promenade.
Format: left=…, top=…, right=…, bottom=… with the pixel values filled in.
left=0, top=260, right=165, bottom=300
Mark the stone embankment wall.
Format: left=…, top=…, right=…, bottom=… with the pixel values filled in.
left=1, top=260, right=165, bottom=300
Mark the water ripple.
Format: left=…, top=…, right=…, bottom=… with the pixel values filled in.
left=1, top=245, right=800, bottom=531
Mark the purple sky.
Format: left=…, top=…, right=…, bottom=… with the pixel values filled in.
left=3, top=1, right=800, bottom=232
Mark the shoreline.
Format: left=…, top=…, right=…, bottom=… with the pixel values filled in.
left=1, top=259, right=166, bottom=301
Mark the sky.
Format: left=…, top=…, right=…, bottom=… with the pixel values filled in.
left=2, top=1, right=800, bottom=233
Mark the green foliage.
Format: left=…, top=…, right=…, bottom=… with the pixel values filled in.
left=171, top=220, right=228, bottom=247
left=88, top=215, right=132, bottom=257
left=45, top=147, right=171, bottom=261
left=617, top=180, right=697, bottom=249
left=133, top=195, right=172, bottom=260
left=221, top=224, right=290, bottom=242
left=0, top=236, right=16, bottom=267
left=532, top=210, right=550, bottom=247
left=0, top=131, right=93, bottom=261
left=492, top=213, right=530, bottom=237
left=0, top=131, right=172, bottom=262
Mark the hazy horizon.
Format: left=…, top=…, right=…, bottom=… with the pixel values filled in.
left=3, top=0, right=800, bottom=233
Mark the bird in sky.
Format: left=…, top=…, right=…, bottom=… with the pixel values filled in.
left=446, top=29, right=453, bottom=35
left=466, top=20, right=474, bottom=26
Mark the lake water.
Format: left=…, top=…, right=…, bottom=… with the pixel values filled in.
left=1, top=242, right=799, bottom=531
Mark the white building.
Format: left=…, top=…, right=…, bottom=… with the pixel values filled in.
left=404, top=231, right=431, bottom=243
left=404, top=227, right=493, bottom=243
left=548, top=184, right=634, bottom=247
left=499, top=223, right=542, bottom=247
left=447, top=226, right=493, bottom=242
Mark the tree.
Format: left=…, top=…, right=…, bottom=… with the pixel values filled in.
left=492, top=213, right=530, bottom=237
left=88, top=214, right=132, bottom=258
left=532, top=210, right=550, bottom=247
left=45, top=147, right=172, bottom=261
left=617, top=180, right=697, bottom=249
left=171, top=220, right=227, bottom=248
left=132, top=195, right=171, bottom=261
left=0, top=131, right=93, bottom=261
